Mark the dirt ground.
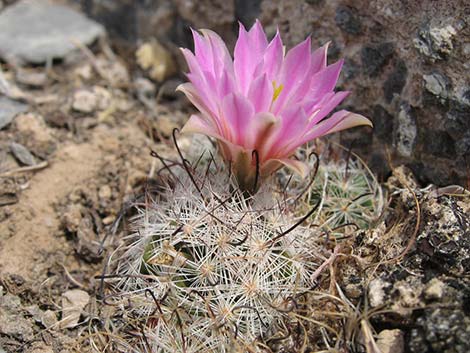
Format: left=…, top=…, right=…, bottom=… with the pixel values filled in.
left=0, top=32, right=469, bottom=353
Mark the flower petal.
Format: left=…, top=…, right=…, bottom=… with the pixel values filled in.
left=309, top=59, right=344, bottom=99
left=263, top=158, right=310, bottom=178
left=324, top=112, right=373, bottom=134
left=234, top=22, right=266, bottom=94
left=307, top=91, right=350, bottom=128
left=247, top=112, right=279, bottom=155
left=182, top=114, right=219, bottom=137
left=264, top=30, right=283, bottom=80
left=303, top=110, right=372, bottom=142
left=247, top=73, right=273, bottom=113
left=310, top=41, right=330, bottom=74
left=190, top=28, right=213, bottom=72
left=200, top=28, right=233, bottom=76
left=177, top=83, right=215, bottom=122
left=248, top=19, right=268, bottom=53
left=273, top=37, right=312, bottom=113
left=221, top=93, right=255, bottom=145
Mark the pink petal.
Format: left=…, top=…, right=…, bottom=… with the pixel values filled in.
left=182, top=115, right=242, bottom=162
left=221, top=93, right=255, bottom=145
left=278, top=106, right=308, bottom=142
left=263, top=158, right=309, bottom=178
left=185, top=72, right=218, bottom=114
left=181, top=48, right=203, bottom=77
left=234, top=23, right=253, bottom=94
left=310, top=42, right=330, bottom=74
left=218, top=70, right=237, bottom=99
left=200, top=29, right=233, bottom=76
left=234, top=21, right=269, bottom=94
left=269, top=106, right=308, bottom=157
left=273, top=37, right=312, bottom=113
left=177, top=83, right=216, bottom=123
left=263, top=30, right=283, bottom=80
left=279, top=37, right=312, bottom=90
left=247, top=74, right=273, bottom=113
left=324, top=112, right=373, bottom=134
left=246, top=112, right=278, bottom=154
left=248, top=19, right=268, bottom=53
left=191, top=28, right=213, bottom=72
left=309, top=59, right=344, bottom=99
left=307, top=91, right=350, bottom=128
left=182, top=114, right=219, bottom=137
left=303, top=110, right=372, bottom=142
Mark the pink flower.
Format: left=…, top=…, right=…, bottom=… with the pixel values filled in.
left=178, top=20, right=372, bottom=191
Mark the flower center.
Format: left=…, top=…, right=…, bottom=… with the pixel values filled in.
left=272, top=81, right=284, bottom=102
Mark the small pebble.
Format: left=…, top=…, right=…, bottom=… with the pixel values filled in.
left=377, top=329, right=404, bottom=353
left=10, top=142, right=36, bottom=166
left=41, top=310, right=58, bottom=328
left=16, top=69, right=47, bottom=87
left=424, top=278, right=445, bottom=300
left=72, top=89, right=97, bottom=113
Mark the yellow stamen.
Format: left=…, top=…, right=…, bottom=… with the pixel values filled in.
left=272, top=81, right=284, bottom=102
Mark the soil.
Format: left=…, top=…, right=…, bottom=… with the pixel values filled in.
left=0, top=19, right=469, bottom=353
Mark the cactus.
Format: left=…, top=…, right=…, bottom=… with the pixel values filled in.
left=105, top=144, right=385, bottom=352
left=107, top=159, right=331, bottom=352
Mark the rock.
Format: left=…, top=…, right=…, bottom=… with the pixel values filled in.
left=383, top=59, right=408, bottom=103
left=0, top=0, right=105, bottom=64
left=420, top=130, right=455, bottom=158
left=410, top=308, right=470, bottom=353
left=0, top=96, right=28, bottom=130
left=60, top=289, right=89, bottom=329
left=10, top=142, right=36, bottom=166
left=377, top=329, right=405, bottom=353
left=0, top=294, right=34, bottom=340
left=414, top=24, right=457, bottom=61
left=74, top=64, right=93, bottom=81
left=62, top=204, right=83, bottom=233
left=26, top=304, right=43, bottom=323
left=424, top=278, right=445, bottom=300
left=134, top=77, right=156, bottom=103
left=394, top=103, right=417, bottom=157
left=72, top=90, right=98, bottom=113
left=16, top=69, right=48, bottom=87
left=455, top=132, right=470, bottom=156
left=423, top=72, right=451, bottom=102
left=174, top=0, right=235, bottom=30
left=74, top=213, right=103, bottom=263
left=98, top=185, right=112, bottom=200
left=41, top=310, right=58, bottom=328
left=93, top=86, right=112, bottom=110
left=368, top=278, right=390, bottom=307
left=235, top=0, right=263, bottom=27
left=136, top=39, right=176, bottom=82
left=95, top=57, right=130, bottom=86
left=361, top=43, right=394, bottom=77
left=72, top=86, right=111, bottom=113
left=371, top=105, right=394, bottom=144
left=14, top=113, right=55, bottom=157
left=335, top=6, right=362, bottom=35
left=445, top=99, right=470, bottom=138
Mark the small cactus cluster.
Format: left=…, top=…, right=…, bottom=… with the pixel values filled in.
left=106, top=146, right=384, bottom=352
left=297, top=150, right=384, bottom=235
left=108, top=159, right=330, bottom=352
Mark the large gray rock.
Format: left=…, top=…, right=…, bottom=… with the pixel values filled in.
left=0, top=0, right=105, bottom=64
left=0, top=96, right=28, bottom=130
